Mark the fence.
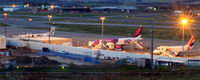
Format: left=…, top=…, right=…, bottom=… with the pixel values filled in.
left=7, top=38, right=189, bottom=64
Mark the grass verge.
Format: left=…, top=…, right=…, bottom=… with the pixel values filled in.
left=21, top=24, right=199, bottom=41
left=32, top=18, right=174, bottom=26
left=0, top=23, right=9, bottom=27
left=1, top=12, right=122, bottom=17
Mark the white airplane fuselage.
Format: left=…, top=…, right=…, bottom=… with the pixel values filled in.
left=115, top=36, right=142, bottom=45
left=153, top=46, right=189, bottom=55
left=153, top=35, right=195, bottom=55
left=18, top=27, right=56, bottom=38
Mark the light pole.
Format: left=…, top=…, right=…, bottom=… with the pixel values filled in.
left=3, top=13, right=7, bottom=37
left=84, top=6, right=87, bottom=13
left=50, top=5, right=54, bottom=12
left=26, top=3, right=30, bottom=7
left=100, top=17, right=106, bottom=39
left=181, top=19, right=188, bottom=51
left=150, top=25, right=154, bottom=69
left=100, top=17, right=106, bottom=49
left=12, top=4, right=16, bottom=8
left=48, top=15, right=52, bottom=44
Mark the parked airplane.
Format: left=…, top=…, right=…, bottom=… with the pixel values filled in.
left=153, top=35, right=195, bottom=57
left=88, top=27, right=143, bottom=50
left=18, top=27, right=56, bottom=38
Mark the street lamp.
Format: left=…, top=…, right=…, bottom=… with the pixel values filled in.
left=100, top=17, right=106, bottom=39
left=180, top=18, right=188, bottom=51
left=73, top=5, right=76, bottom=8
left=26, top=4, right=30, bottom=7
left=12, top=4, right=16, bottom=8
left=100, top=17, right=106, bottom=49
left=84, top=6, right=87, bottom=13
left=50, top=5, right=54, bottom=12
left=3, top=13, right=7, bottom=37
left=48, top=15, right=52, bottom=44
left=28, top=18, right=32, bottom=21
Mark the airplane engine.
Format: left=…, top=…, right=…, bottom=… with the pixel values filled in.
left=32, top=35, right=38, bottom=38
left=106, top=42, right=114, bottom=50
left=115, top=45, right=123, bottom=51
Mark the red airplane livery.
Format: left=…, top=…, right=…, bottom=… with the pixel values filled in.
left=88, top=27, right=143, bottom=50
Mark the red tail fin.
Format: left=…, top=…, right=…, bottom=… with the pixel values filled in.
left=187, top=35, right=195, bottom=50
left=133, top=27, right=142, bottom=37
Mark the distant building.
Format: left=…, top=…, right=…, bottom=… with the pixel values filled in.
left=1, top=5, right=26, bottom=12
left=61, top=7, right=92, bottom=13
left=93, top=6, right=138, bottom=13
left=136, top=0, right=142, bottom=2
left=3, top=8, right=20, bottom=12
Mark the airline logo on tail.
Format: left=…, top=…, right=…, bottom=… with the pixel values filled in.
left=133, top=27, right=142, bottom=37
left=50, top=27, right=56, bottom=35
left=187, top=35, right=195, bottom=50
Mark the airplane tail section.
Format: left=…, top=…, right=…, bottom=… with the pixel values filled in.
left=49, top=27, right=56, bottom=35
left=185, top=35, right=195, bottom=50
left=133, top=27, right=142, bottom=38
